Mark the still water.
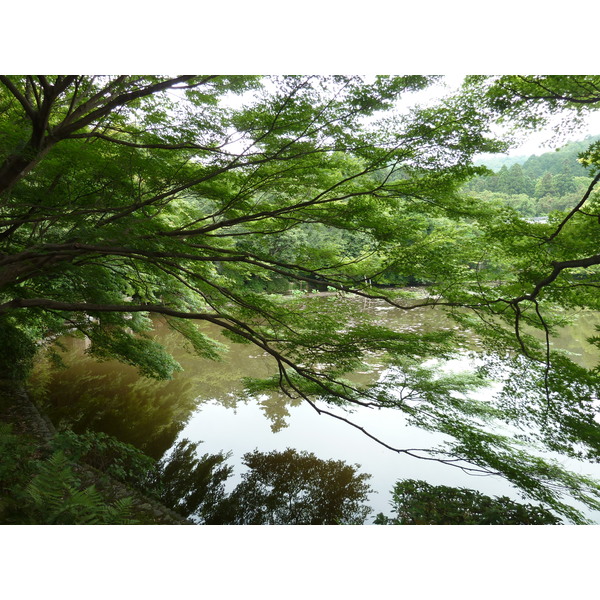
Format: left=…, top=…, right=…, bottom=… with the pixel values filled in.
left=28, top=298, right=600, bottom=521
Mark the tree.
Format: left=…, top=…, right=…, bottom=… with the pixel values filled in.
left=507, top=163, right=535, bottom=195
left=535, top=172, right=556, bottom=198
left=148, top=438, right=232, bottom=521
left=376, top=479, right=560, bottom=525
left=207, top=448, right=373, bottom=524
left=2, top=75, right=600, bottom=522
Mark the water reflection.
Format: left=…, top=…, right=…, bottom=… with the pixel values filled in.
left=29, top=302, right=600, bottom=451
left=30, top=352, right=198, bottom=458
left=548, top=310, right=600, bottom=370
left=205, top=448, right=373, bottom=525
left=27, top=298, right=600, bottom=517
left=29, top=318, right=284, bottom=457
left=29, top=298, right=463, bottom=455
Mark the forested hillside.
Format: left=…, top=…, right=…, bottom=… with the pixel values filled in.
left=464, top=135, right=600, bottom=216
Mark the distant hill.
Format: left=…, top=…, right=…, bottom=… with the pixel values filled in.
left=463, top=135, right=600, bottom=217
left=474, top=154, right=529, bottom=171
left=520, top=135, right=600, bottom=179
left=474, top=135, right=600, bottom=175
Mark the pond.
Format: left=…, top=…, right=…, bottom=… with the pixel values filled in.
left=28, top=296, right=600, bottom=522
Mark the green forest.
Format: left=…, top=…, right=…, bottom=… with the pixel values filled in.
left=2, top=75, right=600, bottom=525
left=466, top=136, right=600, bottom=217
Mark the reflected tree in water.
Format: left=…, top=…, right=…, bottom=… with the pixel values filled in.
left=29, top=350, right=202, bottom=459
left=255, top=393, right=303, bottom=433
left=149, top=438, right=232, bottom=521
left=375, top=479, right=560, bottom=525
left=207, top=448, right=373, bottom=525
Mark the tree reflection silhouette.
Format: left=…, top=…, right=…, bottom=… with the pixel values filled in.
left=375, top=479, right=560, bottom=525
left=207, top=448, right=373, bottom=524
left=27, top=319, right=303, bottom=455
left=29, top=364, right=199, bottom=459
left=149, top=439, right=232, bottom=520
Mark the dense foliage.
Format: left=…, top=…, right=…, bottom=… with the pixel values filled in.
left=2, top=75, right=600, bottom=522
left=0, top=423, right=137, bottom=524
left=465, top=136, right=600, bottom=217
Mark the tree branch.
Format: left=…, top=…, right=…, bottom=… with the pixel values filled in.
left=543, top=171, right=600, bottom=243
left=63, top=132, right=222, bottom=152
left=0, top=76, right=37, bottom=121
left=513, top=253, right=600, bottom=304
left=55, top=76, right=214, bottom=138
